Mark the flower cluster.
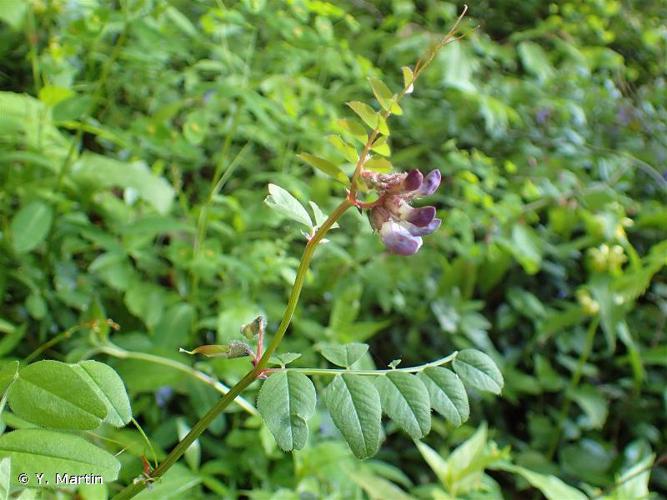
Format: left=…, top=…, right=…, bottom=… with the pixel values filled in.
left=362, top=169, right=442, bottom=255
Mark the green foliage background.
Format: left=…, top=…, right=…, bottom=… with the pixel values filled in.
left=0, top=0, right=666, bottom=498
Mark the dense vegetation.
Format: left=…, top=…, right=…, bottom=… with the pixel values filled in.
left=1, top=0, right=666, bottom=498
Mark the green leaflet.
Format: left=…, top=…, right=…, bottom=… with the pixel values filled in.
left=0, top=457, right=8, bottom=500
left=323, top=374, right=382, bottom=459
left=257, top=371, right=316, bottom=451
left=495, top=464, right=587, bottom=500
left=8, top=360, right=107, bottom=430
left=453, top=350, right=504, bottom=395
left=297, top=153, right=349, bottom=185
left=0, top=429, right=120, bottom=488
left=10, top=201, right=53, bottom=254
left=419, top=367, right=469, bottom=426
left=319, top=342, right=368, bottom=368
left=375, top=372, right=431, bottom=439
left=72, top=360, right=132, bottom=428
left=264, top=183, right=313, bottom=228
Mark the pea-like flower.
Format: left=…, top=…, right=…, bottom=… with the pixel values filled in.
left=363, top=169, right=442, bottom=255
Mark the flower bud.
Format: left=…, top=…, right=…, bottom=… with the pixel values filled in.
left=403, top=169, right=423, bottom=192
left=407, top=206, right=436, bottom=227
left=418, top=169, right=441, bottom=196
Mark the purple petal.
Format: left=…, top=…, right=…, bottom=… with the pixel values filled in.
left=418, top=169, right=441, bottom=196
left=403, top=169, right=423, bottom=192
left=380, top=221, right=423, bottom=255
left=406, top=218, right=441, bottom=236
left=406, top=206, right=436, bottom=227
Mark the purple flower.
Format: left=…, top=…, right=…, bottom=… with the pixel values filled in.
left=365, top=168, right=442, bottom=255
left=380, top=221, right=423, bottom=255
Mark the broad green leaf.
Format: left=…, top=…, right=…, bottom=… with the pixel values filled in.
left=323, top=374, right=382, bottom=459
left=319, top=343, right=369, bottom=368
left=507, top=225, right=543, bottom=275
left=72, top=154, right=174, bottom=214
left=264, top=183, right=313, bottom=228
left=0, top=429, right=120, bottom=487
left=371, top=136, right=391, bottom=157
left=453, top=350, right=504, bottom=394
left=0, top=1, right=27, bottom=29
left=518, top=42, right=554, bottom=81
left=497, top=464, right=587, bottom=500
left=365, top=157, right=392, bottom=173
left=375, top=372, right=431, bottom=439
left=0, top=362, right=18, bottom=397
left=419, top=367, right=469, bottom=426
left=8, top=360, right=107, bottom=430
left=569, top=385, right=608, bottom=429
left=257, top=371, right=316, bottom=451
left=0, top=457, right=9, bottom=500
left=10, top=201, right=53, bottom=254
left=72, top=361, right=132, bottom=427
left=610, top=453, right=654, bottom=500
left=297, top=153, right=349, bottom=184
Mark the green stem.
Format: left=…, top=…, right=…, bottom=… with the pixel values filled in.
left=112, top=198, right=352, bottom=500
left=24, top=326, right=79, bottom=364
left=271, top=352, right=458, bottom=376
left=547, top=317, right=599, bottom=460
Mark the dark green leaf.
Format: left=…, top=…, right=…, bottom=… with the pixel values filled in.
left=375, top=372, right=431, bottom=439
left=419, top=367, right=469, bottom=426
left=453, top=350, right=504, bottom=394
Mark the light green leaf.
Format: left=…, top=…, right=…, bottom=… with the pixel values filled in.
left=319, top=343, right=369, bottom=368
left=72, top=154, right=174, bottom=214
left=369, top=78, right=402, bottom=115
left=365, top=157, right=392, bottom=173
left=337, top=118, right=368, bottom=144
left=569, top=385, right=608, bottom=429
left=508, top=225, right=543, bottom=275
left=518, top=42, right=554, bottom=81
left=415, top=440, right=449, bottom=485
left=497, top=464, right=587, bottom=500
left=0, top=457, right=9, bottom=500
left=8, top=360, right=107, bottom=430
left=401, top=66, right=414, bottom=93
left=257, top=371, right=316, bottom=451
left=453, top=350, right=504, bottom=394
left=419, top=367, right=469, bottom=426
left=347, top=469, right=413, bottom=500
left=0, top=429, right=120, bottom=487
left=269, top=352, right=302, bottom=367
left=10, top=201, right=53, bottom=254
left=264, top=183, right=313, bottom=228
left=610, top=453, right=654, bottom=500
left=327, top=135, right=358, bottom=163
left=347, top=101, right=389, bottom=135
left=323, top=374, right=382, bottom=459
left=297, top=153, right=349, bottom=184
left=72, top=361, right=132, bottom=428
left=375, top=372, right=431, bottom=439
left=371, top=136, right=391, bottom=157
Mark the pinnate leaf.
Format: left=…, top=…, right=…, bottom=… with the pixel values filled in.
left=453, top=350, right=504, bottom=395
left=419, top=367, right=469, bottom=426
left=323, top=374, right=382, bottom=459
left=375, top=372, right=431, bottom=439
left=257, top=371, right=316, bottom=451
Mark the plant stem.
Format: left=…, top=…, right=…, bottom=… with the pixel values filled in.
left=112, top=198, right=352, bottom=500
left=96, top=344, right=257, bottom=416
left=270, top=352, right=458, bottom=376
left=546, top=317, right=599, bottom=460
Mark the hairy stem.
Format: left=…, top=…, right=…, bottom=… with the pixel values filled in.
left=112, top=198, right=352, bottom=500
